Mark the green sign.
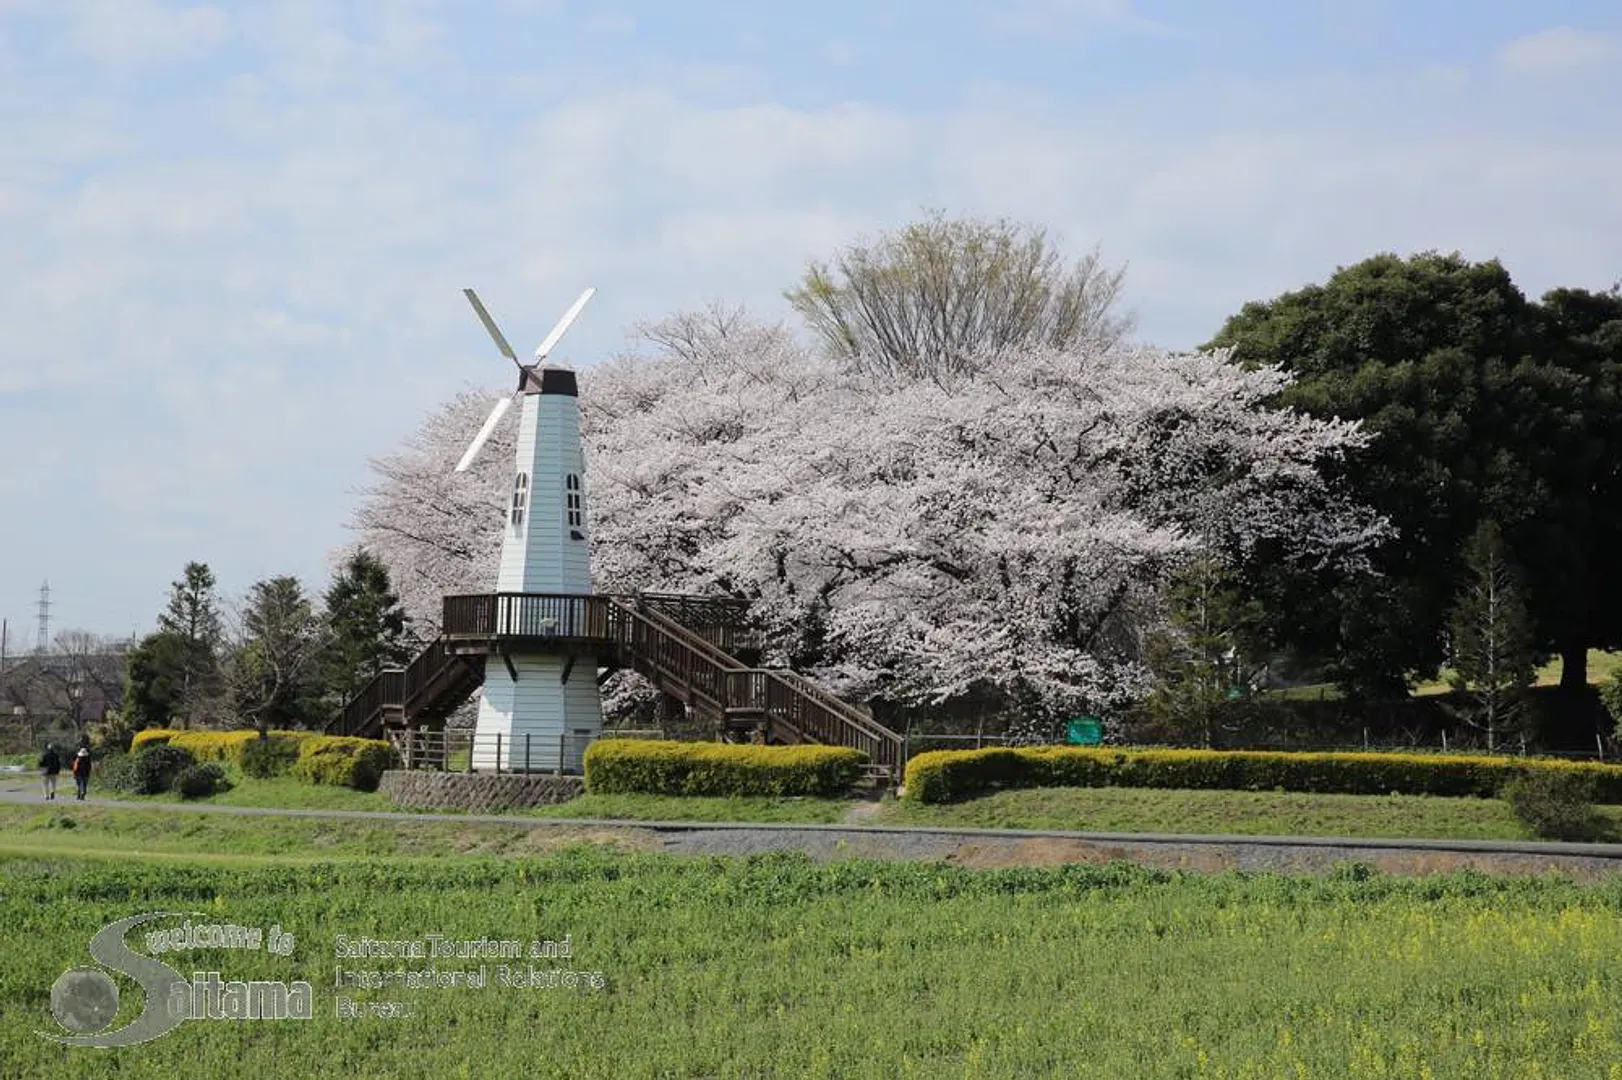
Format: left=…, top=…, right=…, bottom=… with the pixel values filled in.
left=1065, top=717, right=1103, bottom=746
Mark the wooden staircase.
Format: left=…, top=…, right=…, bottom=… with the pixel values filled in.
left=329, top=592, right=903, bottom=778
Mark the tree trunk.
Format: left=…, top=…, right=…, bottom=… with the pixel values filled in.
left=1560, top=643, right=1589, bottom=691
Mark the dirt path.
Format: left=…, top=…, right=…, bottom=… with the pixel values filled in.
left=5, top=770, right=1622, bottom=879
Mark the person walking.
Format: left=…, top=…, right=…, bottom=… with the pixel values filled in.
left=38, top=742, right=62, bottom=800
left=71, top=747, right=93, bottom=801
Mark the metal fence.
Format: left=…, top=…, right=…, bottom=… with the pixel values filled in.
left=391, top=728, right=664, bottom=775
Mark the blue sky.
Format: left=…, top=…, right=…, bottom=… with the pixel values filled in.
left=2, top=0, right=1619, bottom=643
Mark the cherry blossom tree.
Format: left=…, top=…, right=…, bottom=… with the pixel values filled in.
left=349, top=306, right=1389, bottom=727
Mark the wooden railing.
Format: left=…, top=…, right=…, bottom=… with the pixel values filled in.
left=338, top=589, right=904, bottom=776
left=636, top=593, right=760, bottom=655
left=605, top=598, right=903, bottom=774
left=330, top=640, right=483, bottom=738
left=443, top=592, right=613, bottom=640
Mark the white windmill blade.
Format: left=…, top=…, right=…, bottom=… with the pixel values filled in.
left=454, top=396, right=513, bottom=473
left=463, top=288, right=520, bottom=365
left=532, top=287, right=596, bottom=362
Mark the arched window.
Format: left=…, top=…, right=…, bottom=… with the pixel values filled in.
left=565, top=473, right=582, bottom=529
left=510, top=472, right=528, bottom=527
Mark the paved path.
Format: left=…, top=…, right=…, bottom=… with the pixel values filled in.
left=5, top=769, right=1622, bottom=878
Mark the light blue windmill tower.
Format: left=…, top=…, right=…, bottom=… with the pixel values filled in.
left=453, top=287, right=602, bottom=771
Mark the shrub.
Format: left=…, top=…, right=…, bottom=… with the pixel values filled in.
left=585, top=739, right=867, bottom=797
left=92, top=752, right=138, bottom=794
left=126, top=745, right=198, bottom=796
left=901, top=746, right=1622, bottom=804
left=90, top=710, right=145, bottom=753
left=1502, top=770, right=1604, bottom=841
left=1603, top=675, right=1622, bottom=738
left=291, top=736, right=398, bottom=791
left=173, top=763, right=231, bottom=799
left=129, top=729, right=180, bottom=752
left=240, top=736, right=302, bottom=779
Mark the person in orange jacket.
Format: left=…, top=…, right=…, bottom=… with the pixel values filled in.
left=70, top=747, right=92, bottom=801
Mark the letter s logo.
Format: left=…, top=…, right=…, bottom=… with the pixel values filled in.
left=40, top=912, right=189, bottom=1049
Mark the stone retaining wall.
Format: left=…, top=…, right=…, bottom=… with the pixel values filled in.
left=379, top=770, right=585, bottom=812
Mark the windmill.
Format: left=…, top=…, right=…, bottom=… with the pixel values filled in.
left=455, top=287, right=603, bottom=771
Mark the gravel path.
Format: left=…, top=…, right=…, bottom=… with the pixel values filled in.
left=5, top=773, right=1622, bottom=879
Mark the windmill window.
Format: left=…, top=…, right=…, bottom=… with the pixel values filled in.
left=565, top=473, right=582, bottom=527
left=511, top=472, right=529, bottom=527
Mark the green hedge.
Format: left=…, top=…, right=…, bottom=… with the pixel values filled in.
left=290, top=735, right=398, bottom=792
left=130, top=728, right=316, bottom=766
left=901, top=746, right=1622, bottom=804
left=584, top=739, right=867, bottom=797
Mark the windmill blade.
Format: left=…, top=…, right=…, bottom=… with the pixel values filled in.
left=533, top=287, right=596, bottom=362
left=454, top=396, right=513, bottom=473
left=463, top=288, right=520, bottom=366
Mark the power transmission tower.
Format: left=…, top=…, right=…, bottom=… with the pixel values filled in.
left=36, top=580, right=51, bottom=653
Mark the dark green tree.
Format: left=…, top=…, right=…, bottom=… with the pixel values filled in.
left=227, top=576, right=327, bottom=732
left=1446, top=521, right=1538, bottom=750
left=1143, top=555, right=1268, bottom=747
left=1208, top=254, right=1622, bottom=728
left=321, top=549, right=413, bottom=705
left=153, top=561, right=226, bottom=722
left=123, top=631, right=216, bottom=729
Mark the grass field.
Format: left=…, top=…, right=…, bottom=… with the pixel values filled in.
left=73, top=768, right=1622, bottom=844
left=4, top=819, right=1622, bottom=1078
left=1266, top=648, right=1622, bottom=700
left=873, top=785, right=1622, bottom=841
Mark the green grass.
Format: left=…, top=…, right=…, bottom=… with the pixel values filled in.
left=520, top=792, right=853, bottom=823
left=0, top=805, right=644, bottom=862
left=878, top=785, right=1622, bottom=842
left=55, top=766, right=1622, bottom=843
left=5, top=843, right=1622, bottom=1077
left=93, top=772, right=395, bottom=811
left=1414, top=648, right=1622, bottom=696
left=1260, top=648, right=1622, bottom=700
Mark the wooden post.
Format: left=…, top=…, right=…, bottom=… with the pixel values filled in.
left=495, top=732, right=502, bottom=774
left=558, top=733, right=566, bottom=776
left=525, top=733, right=532, bottom=774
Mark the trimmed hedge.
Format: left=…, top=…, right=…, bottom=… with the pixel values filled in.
left=290, top=736, right=398, bottom=792
left=585, top=739, right=867, bottom=797
left=131, top=728, right=316, bottom=765
left=129, top=729, right=178, bottom=751
left=128, top=728, right=390, bottom=790
left=901, top=746, right=1622, bottom=804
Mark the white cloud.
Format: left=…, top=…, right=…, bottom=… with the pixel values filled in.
left=1498, top=26, right=1621, bottom=75
left=2, top=2, right=1620, bottom=632
left=985, top=0, right=1173, bottom=36
left=58, top=0, right=229, bottom=68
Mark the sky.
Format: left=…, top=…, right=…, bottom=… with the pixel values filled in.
left=1, top=0, right=1619, bottom=644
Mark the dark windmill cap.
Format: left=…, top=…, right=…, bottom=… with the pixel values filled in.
left=517, top=365, right=579, bottom=397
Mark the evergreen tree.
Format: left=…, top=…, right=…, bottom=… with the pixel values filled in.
left=159, top=562, right=225, bottom=646
left=1143, top=555, right=1267, bottom=747
left=125, top=561, right=227, bottom=728
left=1447, top=521, right=1538, bottom=751
left=321, top=549, right=413, bottom=704
left=228, top=576, right=328, bottom=732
